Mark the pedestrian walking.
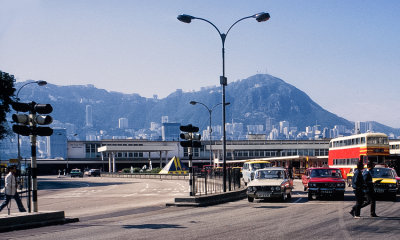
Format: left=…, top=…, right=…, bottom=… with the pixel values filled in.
left=0, top=166, right=27, bottom=213
left=361, top=161, right=379, bottom=217
left=350, top=161, right=364, bottom=218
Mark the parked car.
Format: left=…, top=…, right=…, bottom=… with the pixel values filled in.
left=302, top=167, right=345, bottom=200
left=88, top=169, right=101, bottom=177
left=370, top=167, right=398, bottom=201
left=242, top=160, right=272, bottom=185
left=70, top=169, right=83, bottom=178
left=247, top=167, right=293, bottom=202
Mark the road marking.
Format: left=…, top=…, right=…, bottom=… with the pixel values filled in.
left=293, top=197, right=303, bottom=203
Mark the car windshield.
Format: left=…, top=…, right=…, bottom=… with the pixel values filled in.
left=371, top=168, right=394, bottom=178
left=310, top=169, right=342, bottom=178
left=255, top=170, right=284, bottom=179
left=250, top=163, right=270, bottom=170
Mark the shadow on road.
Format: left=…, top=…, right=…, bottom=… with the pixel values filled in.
left=38, top=180, right=130, bottom=190
left=122, top=224, right=186, bottom=229
left=253, top=206, right=287, bottom=209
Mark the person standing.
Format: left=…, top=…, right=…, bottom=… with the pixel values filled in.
left=361, top=162, right=379, bottom=217
left=0, top=166, right=27, bottom=213
left=350, top=161, right=364, bottom=218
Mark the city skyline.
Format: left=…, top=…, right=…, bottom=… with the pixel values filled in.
left=1, top=1, right=400, bottom=127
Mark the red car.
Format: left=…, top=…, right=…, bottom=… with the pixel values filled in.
left=302, top=167, right=346, bottom=200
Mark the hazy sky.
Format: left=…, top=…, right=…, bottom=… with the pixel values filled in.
left=1, top=0, right=400, bottom=128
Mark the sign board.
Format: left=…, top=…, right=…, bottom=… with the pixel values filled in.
left=9, top=158, right=20, bottom=164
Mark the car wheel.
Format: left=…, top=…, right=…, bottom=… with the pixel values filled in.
left=247, top=196, right=254, bottom=202
left=308, top=192, right=313, bottom=200
left=337, top=193, right=345, bottom=201
left=281, top=190, right=287, bottom=202
left=391, top=193, right=397, bottom=202
left=287, top=192, right=292, bottom=200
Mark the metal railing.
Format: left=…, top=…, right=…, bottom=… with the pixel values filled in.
left=192, top=168, right=243, bottom=196
left=101, top=172, right=189, bottom=180
left=0, top=168, right=31, bottom=213
left=101, top=169, right=244, bottom=196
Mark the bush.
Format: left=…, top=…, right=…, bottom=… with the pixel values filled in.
left=121, top=168, right=131, bottom=173
left=149, top=167, right=162, bottom=173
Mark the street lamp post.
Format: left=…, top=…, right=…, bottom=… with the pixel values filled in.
left=14, top=80, right=47, bottom=212
left=190, top=101, right=230, bottom=165
left=178, top=12, right=270, bottom=192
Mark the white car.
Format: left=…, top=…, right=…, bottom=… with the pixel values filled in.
left=247, top=167, right=294, bottom=202
left=242, top=160, right=271, bottom=185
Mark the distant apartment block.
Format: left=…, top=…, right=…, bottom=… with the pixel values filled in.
left=86, top=105, right=93, bottom=127
left=118, top=118, right=129, bottom=129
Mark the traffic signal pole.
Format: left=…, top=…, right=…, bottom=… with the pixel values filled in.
left=188, top=146, right=194, bottom=196
left=11, top=101, right=54, bottom=213
left=179, top=124, right=201, bottom=197
left=30, top=132, right=38, bottom=212
left=29, top=111, right=39, bottom=212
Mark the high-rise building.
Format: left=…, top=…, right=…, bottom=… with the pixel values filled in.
left=279, top=121, right=289, bottom=134
left=47, top=128, right=67, bottom=159
left=161, top=116, right=169, bottom=123
left=355, top=121, right=367, bottom=134
left=161, top=123, right=180, bottom=141
left=86, top=105, right=93, bottom=127
left=265, top=117, right=274, bottom=133
left=119, top=118, right=129, bottom=129
left=150, top=122, right=160, bottom=131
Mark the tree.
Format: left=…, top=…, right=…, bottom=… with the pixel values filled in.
left=0, top=70, right=16, bottom=140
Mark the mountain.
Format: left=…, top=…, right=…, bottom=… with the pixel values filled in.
left=12, top=74, right=400, bottom=138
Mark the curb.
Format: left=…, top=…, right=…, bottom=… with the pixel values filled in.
left=166, top=188, right=247, bottom=207
left=0, top=211, right=79, bottom=232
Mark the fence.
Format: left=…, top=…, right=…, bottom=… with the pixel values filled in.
left=192, top=168, right=243, bottom=196
left=102, top=168, right=244, bottom=196
left=0, top=168, right=31, bottom=213
left=101, top=172, right=189, bottom=180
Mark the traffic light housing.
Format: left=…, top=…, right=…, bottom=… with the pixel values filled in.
left=11, top=101, right=53, bottom=137
left=180, top=124, right=201, bottom=148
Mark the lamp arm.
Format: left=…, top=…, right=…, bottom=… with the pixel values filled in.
left=225, top=15, right=254, bottom=39
left=194, top=17, right=224, bottom=43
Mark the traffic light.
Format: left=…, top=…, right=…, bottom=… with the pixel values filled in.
left=11, top=101, right=53, bottom=136
left=179, top=124, right=201, bottom=148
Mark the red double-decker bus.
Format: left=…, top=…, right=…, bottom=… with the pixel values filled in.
left=328, top=133, right=390, bottom=178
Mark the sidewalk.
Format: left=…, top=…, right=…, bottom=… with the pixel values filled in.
left=0, top=211, right=78, bottom=232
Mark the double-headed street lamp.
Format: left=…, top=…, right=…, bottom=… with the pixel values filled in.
left=190, top=101, right=230, bottom=165
left=178, top=12, right=270, bottom=192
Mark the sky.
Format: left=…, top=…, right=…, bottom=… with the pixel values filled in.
left=1, top=0, right=400, bottom=128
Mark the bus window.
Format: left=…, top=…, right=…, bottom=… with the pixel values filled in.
left=361, top=137, right=365, bottom=144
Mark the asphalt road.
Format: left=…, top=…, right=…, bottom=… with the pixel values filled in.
left=1, top=176, right=399, bottom=240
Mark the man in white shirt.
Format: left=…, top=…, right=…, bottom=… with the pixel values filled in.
left=0, top=166, right=26, bottom=212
